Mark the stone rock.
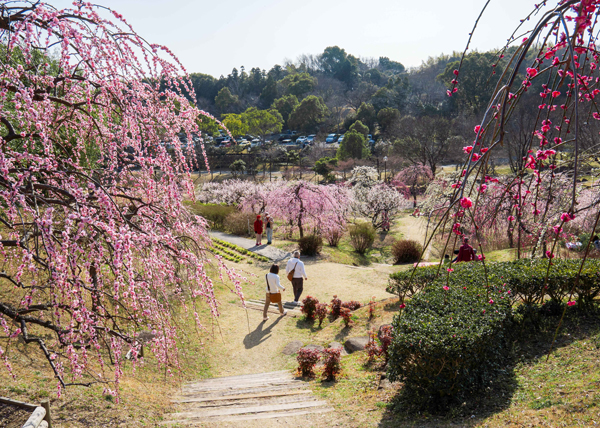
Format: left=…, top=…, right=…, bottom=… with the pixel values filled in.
left=344, top=336, right=369, bottom=354
left=301, top=344, right=325, bottom=353
left=282, top=340, right=304, bottom=355
left=328, top=342, right=348, bottom=357
left=328, top=341, right=348, bottom=356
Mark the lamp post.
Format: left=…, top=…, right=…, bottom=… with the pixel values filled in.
left=383, top=156, right=388, bottom=183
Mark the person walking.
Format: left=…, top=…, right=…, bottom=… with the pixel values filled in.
left=286, top=251, right=308, bottom=304
left=263, top=264, right=287, bottom=321
left=253, top=214, right=263, bottom=246
left=455, top=237, right=476, bottom=262
left=265, top=212, right=273, bottom=245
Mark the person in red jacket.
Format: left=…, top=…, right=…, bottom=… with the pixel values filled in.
left=254, top=215, right=264, bottom=246
left=456, top=237, right=476, bottom=262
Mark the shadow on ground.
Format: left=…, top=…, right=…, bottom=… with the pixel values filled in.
left=243, top=316, right=284, bottom=349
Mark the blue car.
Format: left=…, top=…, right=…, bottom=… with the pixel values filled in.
left=325, top=133, right=337, bottom=143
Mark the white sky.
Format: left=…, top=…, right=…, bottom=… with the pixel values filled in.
left=51, top=0, right=551, bottom=77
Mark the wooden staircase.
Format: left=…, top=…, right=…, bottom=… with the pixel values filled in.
left=165, top=370, right=332, bottom=425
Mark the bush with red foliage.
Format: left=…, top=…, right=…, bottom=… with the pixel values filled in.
left=330, top=295, right=342, bottom=319
left=365, top=330, right=381, bottom=361
left=341, top=300, right=362, bottom=311
left=321, top=348, right=342, bottom=381
left=378, top=325, right=394, bottom=361
left=301, top=296, right=319, bottom=320
left=340, top=307, right=353, bottom=327
left=315, top=303, right=328, bottom=327
left=297, top=348, right=321, bottom=377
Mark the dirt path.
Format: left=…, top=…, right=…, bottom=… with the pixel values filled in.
left=168, top=261, right=397, bottom=427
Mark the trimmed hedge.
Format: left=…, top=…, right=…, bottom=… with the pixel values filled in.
left=388, top=283, right=513, bottom=402
left=387, top=259, right=600, bottom=306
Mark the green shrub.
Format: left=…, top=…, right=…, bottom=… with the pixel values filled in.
left=391, top=239, right=422, bottom=264
left=223, top=212, right=254, bottom=236
left=387, top=283, right=513, bottom=405
left=387, top=259, right=600, bottom=306
left=298, top=234, right=323, bottom=256
left=349, top=222, right=376, bottom=254
left=191, top=203, right=236, bottom=231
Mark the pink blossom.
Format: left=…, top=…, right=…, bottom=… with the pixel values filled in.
left=507, top=215, right=515, bottom=222
left=399, top=303, right=406, bottom=309
left=545, top=251, right=555, bottom=259
left=463, top=146, right=473, bottom=154
left=460, top=197, right=473, bottom=209
left=489, top=299, right=494, bottom=304
left=474, top=125, right=481, bottom=134
left=526, top=67, right=538, bottom=77
left=567, top=301, right=576, bottom=307
left=443, top=285, right=450, bottom=290
left=560, top=213, right=575, bottom=222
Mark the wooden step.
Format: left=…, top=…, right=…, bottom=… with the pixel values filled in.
left=174, top=388, right=310, bottom=403
left=169, top=399, right=331, bottom=420
left=183, top=370, right=290, bottom=386
left=174, top=383, right=307, bottom=402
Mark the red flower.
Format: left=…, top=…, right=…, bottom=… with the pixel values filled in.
left=567, top=301, right=576, bottom=307
left=460, top=197, right=473, bottom=209
left=526, top=67, right=538, bottom=77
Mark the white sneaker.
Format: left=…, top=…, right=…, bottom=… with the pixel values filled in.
left=280, top=310, right=288, bottom=316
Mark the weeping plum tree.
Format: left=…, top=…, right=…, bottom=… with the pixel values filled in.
left=267, top=181, right=351, bottom=238
left=430, top=0, right=600, bottom=294
left=0, top=1, right=240, bottom=395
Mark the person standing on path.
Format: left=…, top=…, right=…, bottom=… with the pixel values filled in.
left=265, top=212, right=273, bottom=245
left=263, top=264, right=287, bottom=321
left=455, top=237, right=476, bottom=262
left=286, top=251, right=308, bottom=304
left=253, top=214, right=263, bottom=246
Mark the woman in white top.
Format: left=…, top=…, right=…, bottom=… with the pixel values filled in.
left=263, top=264, right=287, bottom=321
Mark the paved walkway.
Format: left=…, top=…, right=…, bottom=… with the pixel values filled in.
left=210, top=231, right=291, bottom=262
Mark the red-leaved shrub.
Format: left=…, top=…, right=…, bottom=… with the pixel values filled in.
left=321, top=348, right=342, bottom=381
left=368, top=296, right=376, bottom=319
left=341, top=300, right=362, bottom=311
left=330, top=295, right=342, bottom=319
left=316, top=303, right=328, bottom=327
left=365, top=330, right=381, bottom=361
left=297, top=348, right=321, bottom=377
left=301, top=295, right=319, bottom=320
left=378, top=325, right=394, bottom=361
left=340, top=307, right=353, bottom=327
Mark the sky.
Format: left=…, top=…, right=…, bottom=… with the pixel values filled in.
left=50, top=0, right=551, bottom=77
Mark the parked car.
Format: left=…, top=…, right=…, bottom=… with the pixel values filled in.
left=337, top=134, right=345, bottom=143
left=306, top=135, right=316, bottom=143
left=326, top=133, right=337, bottom=143
left=296, top=136, right=307, bottom=144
